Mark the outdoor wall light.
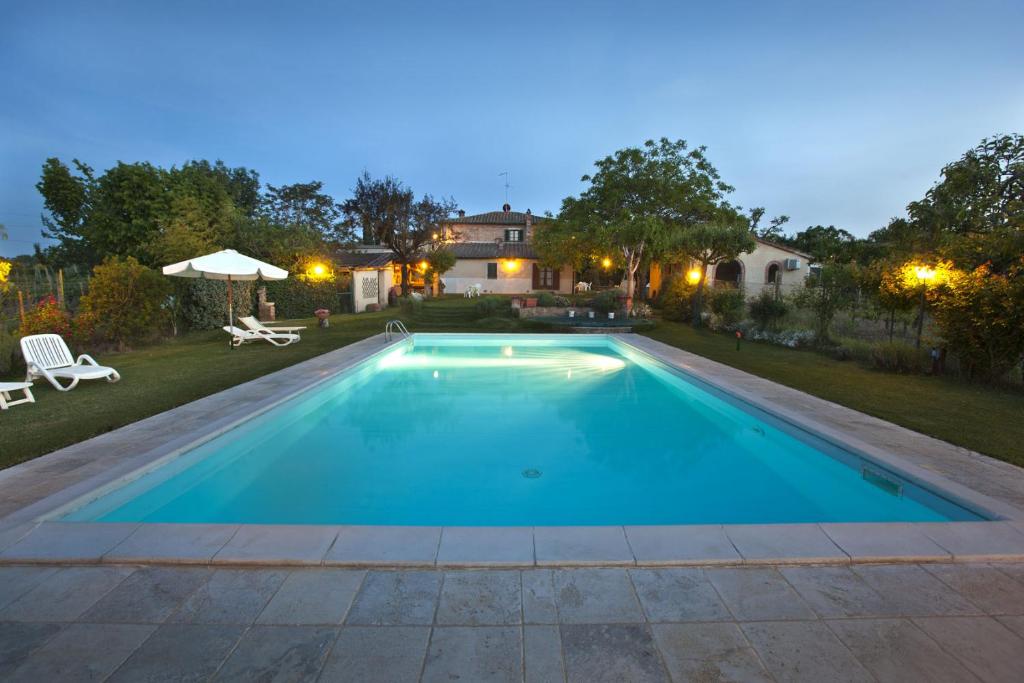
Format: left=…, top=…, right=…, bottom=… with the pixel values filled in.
left=686, top=268, right=702, bottom=285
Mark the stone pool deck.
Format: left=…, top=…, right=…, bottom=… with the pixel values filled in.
left=2, top=561, right=1024, bottom=681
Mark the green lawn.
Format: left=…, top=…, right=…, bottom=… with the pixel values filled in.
left=642, top=322, right=1024, bottom=467
left=3, top=303, right=1023, bottom=470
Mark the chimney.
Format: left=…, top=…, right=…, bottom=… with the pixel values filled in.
left=525, top=209, right=532, bottom=238
left=502, top=203, right=511, bottom=213
left=457, top=209, right=465, bottom=218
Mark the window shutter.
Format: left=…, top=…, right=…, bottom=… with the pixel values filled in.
left=532, top=263, right=540, bottom=289
left=552, top=267, right=561, bottom=290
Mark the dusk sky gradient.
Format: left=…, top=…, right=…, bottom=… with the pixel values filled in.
left=2, top=0, right=1022, bottom=257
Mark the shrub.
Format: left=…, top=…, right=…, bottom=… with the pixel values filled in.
left=475, top=296, right=511, bottom=318
left=829, top=338, right=874, bottom=363
left=749, top=290, right=789, bottom=331
left=871, top=342, right=927, bottom=374
left=262, top=276, right=351, bottom=319
left=398, top=296, right=424, bottom=316
left=177, top=278, right=256, bottom=331
left=20, top=295, right=72, bottom=339
left=932, top=263, right=1024, bottom=381
left=552, top=295, right=571, bottom=307
left=708, top=288, right=746, bottom=327
left=0, top=326, right=17, bottom=374
left=590, top=288, right=624, bottom=314
left=657, top=277, right=695, bottom=321
left=537, top=292, right=558, bottom=307
left=79, top=257, right=171, bottom=349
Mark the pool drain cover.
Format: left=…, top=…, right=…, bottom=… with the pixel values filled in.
left=522, top=469, right=542, bottom=479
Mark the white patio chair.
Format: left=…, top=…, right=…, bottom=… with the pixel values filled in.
left=464, top=283, right=482, bottom=298
left=575, top=281, right=592, bottom=293
left=20, top=334, right=121, bottom=392
left=238, top=316, right=306, bottom=337
left=0, top=381, right=35, bottom=410
left=223, top=326, right=300, bottom=347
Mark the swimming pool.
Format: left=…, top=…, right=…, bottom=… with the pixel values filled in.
left=63, top=334, right=982, bottom=525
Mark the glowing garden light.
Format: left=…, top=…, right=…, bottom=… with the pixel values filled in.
left=686, top=268, right=702, bottom=285
left=601, top=257, right=612, bottom=269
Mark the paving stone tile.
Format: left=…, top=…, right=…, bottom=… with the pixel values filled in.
left=624, top=525, right=741, bottom=565
left=742, top=621, right=873, bottom=683
left=107, top=623, right=244, bottom=682
left=552, top=568, right=644, bottom=623
left=850, top=564, right=981, bottom=616
left=422, top=626, right=522, bottom=683
left=629, top=568, right=731, bottom=622
left=827, top=618, right=978, bottom=682
left=996, top=615, right=1024, bottom=638
left=105, top=523, right=239, bottom=563
left=256, top=569, right=364, bottom=625
left=922, top=563, right=1024, bottom=615
left=81, top=566, right=211, bottom=623
left=436, top=570, right=522, bottom=625
left=319, top=626, right=430, bottom=682
left=524, top=624, right=565, bottom=683
left=913, top=616, right=1024, bottom=682
left=0, top=565, right=59, bottom=610
left=437, top=526, right=534, bottom=566
left=534, top=526, right=634, bottom=566
left=652, top=623, right=772, bottom=683
left=214, top=625, right=337, bottom=682
left=821, top=523, right=952, bottom=561
left=0, top=522, right=138, bottom=562
left=168, top=568, right=288, bottom=624
left=920, top=521, right=1024, bottom=560
left=212, top=524, right=339, bottom=565
left=560, top=623, right=669, bottom=683
left=0, top=622, right=62, bottom=678
left=325, top=525, right=441, bottom=566
left=0, top=523, right=36, bottom=553
left=780, top=565, right=898, bottom=618
left=725, top=524, right=848, bottom=563
left=704, top=567, right=815, bottom=621
left=522, top=569, right=558, bottom=624
left=0, top=565, right=135, bottom=621
left=991, top=561, right=1024, bottom=585
left=7, top=622, right=155, bottom=682
left=345, top=570, right=442, bottom=625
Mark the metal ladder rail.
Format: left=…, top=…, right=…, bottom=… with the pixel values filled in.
left=384, top=319, right=411, bottom=342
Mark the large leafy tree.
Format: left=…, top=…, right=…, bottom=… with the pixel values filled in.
left=670, top=209, right=756, bottom=326
left=36, top=158, right=97, bottom=265
left=542, top=138, right=732, bottom=306
left=788, top=225, right=858, bottom=262
left=263, top=181, right=349, bottom=243
left=341, top=172, right=457, bottom=295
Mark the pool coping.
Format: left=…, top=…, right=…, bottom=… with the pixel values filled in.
left=2, top=331, right=1023, bottom=568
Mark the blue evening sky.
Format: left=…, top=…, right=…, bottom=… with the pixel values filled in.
left=1, top=0, right=1022, bottom=257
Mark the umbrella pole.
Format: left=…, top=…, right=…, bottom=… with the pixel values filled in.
left=227, top=275, right=234, bottom=349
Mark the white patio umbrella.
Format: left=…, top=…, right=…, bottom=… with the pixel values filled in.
left=162, top=249, right=289, bottom=347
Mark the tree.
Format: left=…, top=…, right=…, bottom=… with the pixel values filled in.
left=544, top=138, right=732, bottom=308
left=789, top=225, right=858, bottom=262
left=748, top=207, right=790, bottom=242
left=263, top=181, right=349, bottom=243
left=792, top=262, right=860, bottom=343
left=671, top=211, right=756, bottom=326
left=341, top=172, right=457, bottom=295
left=36, top=158, right=97, bottom=265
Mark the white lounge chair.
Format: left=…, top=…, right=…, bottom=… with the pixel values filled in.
left=238, top=316, right=306, bottom=337
left=223, top=326, right=300, bottom=347
left=0, top=381, right=35, bottom=410
left=575, top=281, right=592, bottom=293
left=464, top=283, right=482, bottom=298
left=20, top=334, right=121, bottom=392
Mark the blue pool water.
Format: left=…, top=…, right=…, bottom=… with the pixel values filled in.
left=64, top=335, right=981, bottom=525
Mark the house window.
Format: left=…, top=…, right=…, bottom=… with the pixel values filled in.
left=539, top=267, right=555, bottom=287
left=767, top=263, right=780, bottom=284
left=504, top=229, right=523, bottom=242
left=487, top=263, right=498, bottom=279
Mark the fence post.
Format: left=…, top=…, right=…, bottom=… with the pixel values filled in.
left=17, top=289, right=26, bottom=326
left=57, top=269, right=65, bottom=309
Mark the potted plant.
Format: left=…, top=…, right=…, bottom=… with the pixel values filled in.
left=314, top=308, right=330, bottom=328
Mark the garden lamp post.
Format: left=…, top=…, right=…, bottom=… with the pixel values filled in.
left=913, top=265, right=936, bottom=349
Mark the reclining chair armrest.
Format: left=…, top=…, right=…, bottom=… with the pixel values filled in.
left=76, top=354, right=100, bottom=366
